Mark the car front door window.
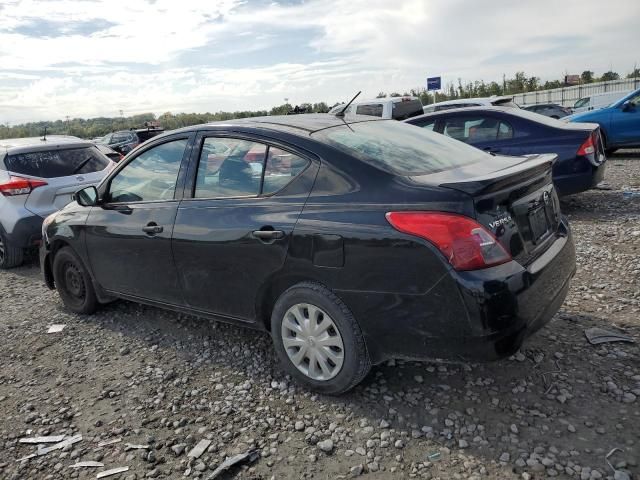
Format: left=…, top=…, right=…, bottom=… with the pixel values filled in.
left=108, top=139, right=187, bottom=203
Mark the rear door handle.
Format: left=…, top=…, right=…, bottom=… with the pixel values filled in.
left=252, top=230, right=284, bottom=241
left=142, top=223, right=163, bottom=235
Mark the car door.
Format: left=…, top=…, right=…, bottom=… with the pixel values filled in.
left=172, top=132, right=318, bottom=322
left=85, top=134, right=193, bottom=304
left=608, top=92, right=640, bottom=146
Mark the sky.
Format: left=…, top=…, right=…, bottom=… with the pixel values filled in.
left=0, top=0, right=638, bottom=124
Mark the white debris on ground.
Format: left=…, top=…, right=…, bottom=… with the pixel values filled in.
left=0, top=151, right=639, bottom=479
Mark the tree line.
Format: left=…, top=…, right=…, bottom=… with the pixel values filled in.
left=1, top=69, right=638, bottom=140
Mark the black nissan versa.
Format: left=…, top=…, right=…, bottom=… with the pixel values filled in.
left=40, top=114, right=576, bottom=394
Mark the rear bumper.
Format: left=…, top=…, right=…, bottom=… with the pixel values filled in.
left=5, top=214, right=43, bottom=248
left=338, top=219, right=576, bottom=364
left=554, top=162, right=606, bottom=196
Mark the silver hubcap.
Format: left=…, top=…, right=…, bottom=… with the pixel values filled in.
left=0, top=236, right=4, bottom=263
left=281, top=303, right=345, bottom=381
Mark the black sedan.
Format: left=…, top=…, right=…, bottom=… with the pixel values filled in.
left=41, top=115, right=575, bottom=394
left=405, top=107, right=606, bottom=196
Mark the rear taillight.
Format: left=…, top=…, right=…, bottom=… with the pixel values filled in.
left=577, top=133, right=596, bottom=156
left=0, top=176, right=48, bottom=196
left=386, top=212, right=512, bottom=271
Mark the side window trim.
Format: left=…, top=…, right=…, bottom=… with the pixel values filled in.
left=183, top=131, right=317, bottom=201
left=99, top=133, right=194, bottom=205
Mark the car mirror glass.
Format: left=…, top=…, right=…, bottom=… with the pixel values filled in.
left=75, top=186, right=98, bottom=207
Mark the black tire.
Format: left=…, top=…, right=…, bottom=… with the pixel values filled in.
left=270, top=282, right=371, bottom=395
left=52, top=247, right=97, bottom=314
left=0, top=228, right=24, bottom=269
left=601, top=130, right=617, bottom=156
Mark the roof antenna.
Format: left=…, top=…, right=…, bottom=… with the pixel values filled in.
left=334, top=91, right=361, bottom=118
left=41, top=126, right=47, bottom=141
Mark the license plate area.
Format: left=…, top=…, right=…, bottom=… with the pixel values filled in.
left=528, top=206, right=550, bottom=244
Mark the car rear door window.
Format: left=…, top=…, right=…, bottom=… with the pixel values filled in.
left=262, top=147, right=310, bottom=195
left=356, top=104, right=384, bottom=117
left=107, top=139, right=187, bottom=203
left=442, top=116, right=505, bottom=143
left=415, top=119, right=436, bottom=131
left=195, top=138, right=266, bottom=198
left=4, top=146, right=110, bottom=178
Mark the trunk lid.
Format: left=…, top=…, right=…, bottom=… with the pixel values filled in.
left=411, top=153, right=561, bottom=266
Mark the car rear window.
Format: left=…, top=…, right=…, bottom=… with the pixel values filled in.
left=4, top=146, right=110, bottom=178
left=356, top=104, right=383, bottom=117
left=491, top=99, right=520, bottom=108
left=391, top=99, right=424, bottom=120
left=314, top=120, right=487, bottom=176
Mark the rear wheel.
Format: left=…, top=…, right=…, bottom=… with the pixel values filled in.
left=52, top=247, right=97, bottom=314
left=271, top=282, right=371, bottom=395
left=0, top=229, right=24, bottom=269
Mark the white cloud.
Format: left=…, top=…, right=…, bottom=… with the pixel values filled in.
left=0, top=0, right=639, bottom=124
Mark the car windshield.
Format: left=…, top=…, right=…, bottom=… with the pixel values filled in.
left=313, top=120, right=487, bottom=176
left=574, top=98, right=589, bottom=108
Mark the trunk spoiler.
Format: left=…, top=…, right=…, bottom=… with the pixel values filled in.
left=438, top=154, right=557, bottom=196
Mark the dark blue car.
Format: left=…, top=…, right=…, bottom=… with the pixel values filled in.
left=565, top=88, right=640, bottom=154
left=405, top=107, right=606, bottom=196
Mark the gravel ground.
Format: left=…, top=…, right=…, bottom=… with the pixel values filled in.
left=0, top=151, right=639, bottom=480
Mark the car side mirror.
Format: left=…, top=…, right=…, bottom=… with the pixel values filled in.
left=75, top=186, right=99, bottom=207
left=621, top=100, right=632, bottom=112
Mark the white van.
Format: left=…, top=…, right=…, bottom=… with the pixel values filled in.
left=572, top=91, right=631, bottom=113
left=340, top=96, right=424, bottom=120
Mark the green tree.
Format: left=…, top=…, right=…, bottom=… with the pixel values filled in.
left=581, top=70, right=595, bottom=83
left=376, top=92, right=387, bottom=98
left=600, top=71, right=620, bottom=82
left=627, top=68, right=640, bottom=79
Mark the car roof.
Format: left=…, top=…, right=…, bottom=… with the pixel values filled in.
left=524, top=103, right=558, bottom=108
left=165, top=113, right=384, bottom=137
left=408, top=105, right=597, bottom=131
left=0, top=135, right=94, bottom=155
left=408, top=105, right=515, bottom=120
left=353, top=96, right=421, bottom=104
left=430, top=96, right=514, bottom=107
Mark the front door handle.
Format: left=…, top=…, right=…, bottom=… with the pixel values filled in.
left=252, top=230, right=284, bottom=241
left=142, top=223, right=163, bottom=235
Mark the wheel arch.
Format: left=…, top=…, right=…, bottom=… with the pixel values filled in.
left=255, top=272, right=331, bottom=332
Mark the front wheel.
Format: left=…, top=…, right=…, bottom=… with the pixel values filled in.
left=52, top=247, right=97, bottom=314
left=270, top=282, right=371, bottom=395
